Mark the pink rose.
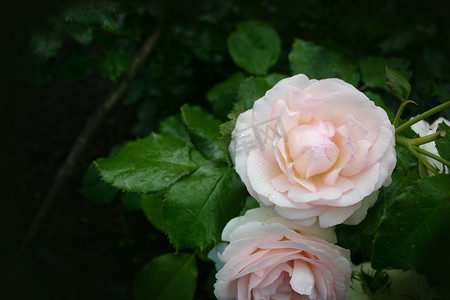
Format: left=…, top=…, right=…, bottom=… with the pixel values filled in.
left=230, top=74, right=396, bottom=227
left=212, top=207, right=352, bottom=300
left=411, top=117, right=449, bottom=175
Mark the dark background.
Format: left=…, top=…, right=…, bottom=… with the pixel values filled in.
left=1, top=0, right=449, bottom=299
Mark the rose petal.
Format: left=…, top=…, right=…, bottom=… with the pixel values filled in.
left=318, top=202, right=362, bottom=228
left=344, top=191, right=379, bottom=225
left=290, top=260, right=315, bottom=296
left=232, top=110, right=260, bottom=199
left=247, top=149, right=294, bottom=207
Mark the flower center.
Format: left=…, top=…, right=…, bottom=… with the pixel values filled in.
left=287, top=120, right=339, bottom=179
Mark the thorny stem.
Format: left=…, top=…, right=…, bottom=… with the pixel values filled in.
left=395, top=101, right=450, bottom=133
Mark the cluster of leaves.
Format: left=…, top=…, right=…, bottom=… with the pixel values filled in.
left=29, top=1, right=450, bottom=299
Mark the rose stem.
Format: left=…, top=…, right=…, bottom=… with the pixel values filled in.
left=396, top=135, right=440, bottom=175
left=412, top=145, right=450, bottom=168
left=393, top=99, right=417, bottom=127
left=395, top=101, right=450, bottom=133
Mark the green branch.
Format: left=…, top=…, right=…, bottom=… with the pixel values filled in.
left=410, top=130, right=446, bottom=146
left=393, top=100, right=417, bottom=127
left=396, top=135, right=440, bottom=175
left=412, top=145, right=450, bottom=168
left=395, top=101, right=450, bottom=133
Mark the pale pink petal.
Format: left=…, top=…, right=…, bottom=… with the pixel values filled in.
left=290, top=260, right=315, bottom=296
left=221, top=207, right=280, bottom=241
left=291, top=217, right=320, bottom=227
left=236, top=251, right=303, bottom=279
left=246, top=150, right=293, bottom=207
left=318, top=203, right=362, bottom=228
left=309, top=264, right=329, bottom=299
left=226, top=222, right=287, bottom=241
left=303, top=78, right=355, bottom=98
left=228, top=207, right=337, bottom=244
left=314, top=91, right=384, bottom=143
left=237, top=275, right=250, bottom=300
left=323, top=123, right=355, bottom=186
left=275, top=205, right=327, bottom=222
left=288, top=177, right=354, bottom=205
left=344, top=191, right=379, bottom=225
left=253, top=263, right=292, bottom=290
left=340, top=139, right=372, bottom=177
left=296, top=95, right=324, bottom=124
left=214, top=279, right=237, bottom=300
left=364, top=123, right=395, bottom=169
left=323, top=163, right=380, bottom=207
left=231, top=110, right=259, bottom=198
left=217, top=249, right=271, bottom=281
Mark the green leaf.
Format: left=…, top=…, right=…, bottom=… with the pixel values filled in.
left=239, top=196, right=260, bottom=216
left=359, top=56, right=412, bottom=91
left=219, top=119, right=237, bottom=138
left=327, top=51, right=360, bottom=86
left=372, top=175, right=450, bottom=269
left=140, top=190, right=166, bottom=232
left=133, top=253, right=198, bottom=300
left=164, top=162, right=247, bottom=251
left=96, top=49, right=130, bottom=82
left=288, top=39, right=359, bottom=86
left=395, top=145, right=418, bottom=175
left=63, top=1, right=119, bottom=33
left=159, top=114, right=191, bottom=144
left=360, top=173, right=413, bottom=235
left=190, top=150, right=210, bottom=167
left=66, top=25, right=94, bottom=45
left=181, top=104, right=225, bottom=161
left=233, top=74, right=286, bottom=111
left=385, top=66, right=411, bottom=101
left=217, top=119, right=236, bottom=166
left=435, top=122, right=450, bottom=161
left=121, top=192, right=141, bottom=213
left=31, top=29, right=65, bottom=60
left=234, top=77, right=267, bottom=111
left=227, top=21, right=281, bottom=75
left=289, top=39, right=328, bottom=79
left=206, top=72, right=246, bottom=119
left=95, top=133, right=196, bottom=193
left=79, top=164, right=118, bottom=204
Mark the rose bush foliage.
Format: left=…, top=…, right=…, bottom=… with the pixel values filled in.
left=230, top=74, right=396, bottom=227
left=211, top=207, right=352, bottom=300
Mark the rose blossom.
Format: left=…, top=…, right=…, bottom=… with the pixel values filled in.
left=211, top=207, right=352, bottom=300
left=411, top=117, right=449, bottom=175
left=229, top=74, right=396, bottom=227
